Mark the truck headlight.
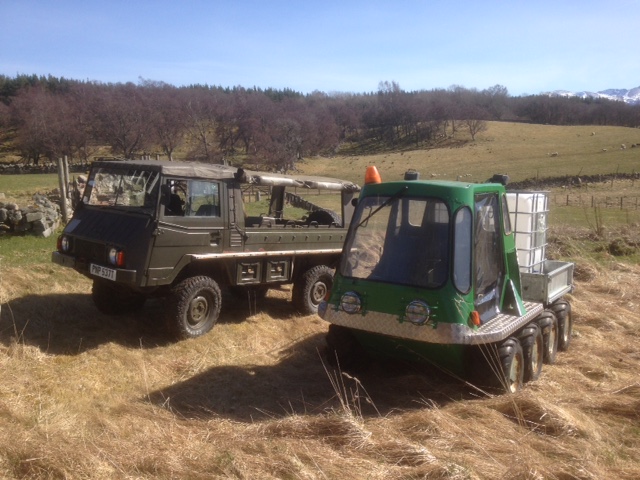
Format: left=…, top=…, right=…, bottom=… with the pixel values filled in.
left=59, top=235, right=70, bottom=252
left=340, top=291, right=362, bottom=314
left=405, top=300, right=431, bottom=326
left=108, top=247, right=125, bottom=267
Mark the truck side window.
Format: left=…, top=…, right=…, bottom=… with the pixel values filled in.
left=163, top=180, right=187, bottom=216
left=163, top=180, right=220, bottom=217
left=187, top=180, right=220, bottom=217
left=453, top=207, right=472, bottom=293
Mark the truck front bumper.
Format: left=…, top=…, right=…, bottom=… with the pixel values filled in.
left=320, top=301, right=544, bottom=345
left=51, top=252, right=138, bottom=285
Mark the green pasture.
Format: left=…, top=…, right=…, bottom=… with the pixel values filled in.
left=0, top=173, right=60, bottom=203
left=0, top=234, right=58, bottom=267
left=299, top=122, right=640, bottom=185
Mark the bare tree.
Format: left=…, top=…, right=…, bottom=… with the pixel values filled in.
left=461, top=106, right=488, bottom=141
left=141, top=81, right=188, bottom=161
left=184, top=88, right=224, bottom=163
left=92, top=83, right=152, bottom=159
left=9, top=87, right=51, bottom=164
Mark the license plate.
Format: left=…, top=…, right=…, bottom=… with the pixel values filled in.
left=90, top=264, right=117, bottom=281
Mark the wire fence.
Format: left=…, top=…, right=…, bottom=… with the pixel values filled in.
left=550, top=194, right=640, bottom=210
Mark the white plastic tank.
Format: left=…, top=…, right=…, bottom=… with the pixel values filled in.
left=506, top=192, right=548, bottom=273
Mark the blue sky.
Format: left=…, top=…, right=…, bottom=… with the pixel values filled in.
left=2, top=0, right=638, bottom=96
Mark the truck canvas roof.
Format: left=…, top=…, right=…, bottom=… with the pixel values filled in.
left=92, top=160, right=360, bottom=193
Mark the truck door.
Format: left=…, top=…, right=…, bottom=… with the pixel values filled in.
left=146, top=178, right=226, bottom=284
left=474, top=193, right=504, bottom=322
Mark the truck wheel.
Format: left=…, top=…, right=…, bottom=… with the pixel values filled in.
left=168, top=276, right=221, bottom=339
left=92, top=280, right=145, bottom=315
left=536, top=311, right=558, bottom=364
left=306, top=209, right=341, bottom=226
left=497, top=337, right=524, bottom=394
left=551, top=300, right=572, bottom=352
left=292, top=265, right=333, bottom=315
left=518, top=323, right=543, bottom=382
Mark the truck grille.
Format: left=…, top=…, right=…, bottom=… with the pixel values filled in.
left=73, top=239, right=106, bottom=263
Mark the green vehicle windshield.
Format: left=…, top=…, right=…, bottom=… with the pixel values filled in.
left=340, top=195, right=450, bottom=289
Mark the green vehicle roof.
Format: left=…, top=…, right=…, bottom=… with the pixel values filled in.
left=360, top=178, right=506, bottom=206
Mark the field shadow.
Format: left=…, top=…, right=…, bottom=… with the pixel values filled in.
left=0, top=289, right=299, bottom=355
left=0, top=293, right=174, bottom=354
left=146, top=334, right=483, bottom=422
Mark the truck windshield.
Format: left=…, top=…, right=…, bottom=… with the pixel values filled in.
left=340, top=195, right=450, bottom=288
left=85, top=167, right=161, bottom=214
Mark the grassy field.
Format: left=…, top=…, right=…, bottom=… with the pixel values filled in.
left=1, top=122, right=640, bottom=478
left=297, top=122, right=640, bottom=185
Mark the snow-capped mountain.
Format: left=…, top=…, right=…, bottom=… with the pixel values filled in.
left=547, top=86, right=640, bottom=104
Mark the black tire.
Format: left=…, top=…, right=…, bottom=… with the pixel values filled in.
left=497, top=337, right=524, bottom=394
left=92, top=280, right=146, bottom=315
left=518, top=323, right=544, bottom=382
left=536, top=311, right=558, bottom=364
left=306, top=209, right=341, bottom=226
left=167, top=276, right=221, bottom=339
left=551, top=300, right=572, bottom=352
left=292, top=265, right=333, bottom=315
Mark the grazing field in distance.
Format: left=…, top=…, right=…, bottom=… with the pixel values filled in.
left=0, top=122, right=639, bottom=479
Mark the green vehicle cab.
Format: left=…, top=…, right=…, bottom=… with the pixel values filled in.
left=319, top=167, right=574, bottom=393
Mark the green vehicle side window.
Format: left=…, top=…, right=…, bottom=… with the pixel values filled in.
left=453, top=206, right=472, bottom=293
left=502, top=194, right=512, bottom=235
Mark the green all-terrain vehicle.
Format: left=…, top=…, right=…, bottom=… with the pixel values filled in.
left=319, top=167, right=574, bottom=393
left=52, top=159, right=359, bottom=339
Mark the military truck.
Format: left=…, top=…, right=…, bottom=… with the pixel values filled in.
left=318, top=167, right=574, bottom=393
left=52, top=159, right=360, bottom=339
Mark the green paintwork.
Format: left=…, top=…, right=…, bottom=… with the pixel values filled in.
left=322, top=174, right=524, bottom=370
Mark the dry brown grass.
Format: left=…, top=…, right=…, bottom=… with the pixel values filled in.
left=2, top=121, right=640, bottom=478
left=1, top=233, right=640, bottom=479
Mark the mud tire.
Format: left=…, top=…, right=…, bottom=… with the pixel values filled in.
left=518, top=323, right=544, bottom=382
left=167, top=276, right=221, bottom=340
left=292, top=265, right=334, bottom=315
left=551, top=300, right=572, bottom=352
left=306, top=209, right=341, bottom=226
left=496, top=337, right=524, bottom=394
left=536, top=311, right=558, bottom=364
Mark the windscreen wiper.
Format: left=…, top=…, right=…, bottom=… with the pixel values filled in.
left=356, top=186, right=408, bottom=228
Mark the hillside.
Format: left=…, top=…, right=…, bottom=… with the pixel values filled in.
left=299, top=122, right=640, bottom=185
left=1, top=122, right=640, bottom=478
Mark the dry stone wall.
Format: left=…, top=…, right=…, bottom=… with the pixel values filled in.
left=0, top=193, right=62, bottom=238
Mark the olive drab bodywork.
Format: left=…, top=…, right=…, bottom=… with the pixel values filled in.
left=319, top=167, right=574, bottom=393
left=52, top=159, right=360, bottom=339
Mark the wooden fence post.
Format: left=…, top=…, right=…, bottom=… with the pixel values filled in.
left=57, top=157, right=69, bottom=224
left=63, top=156, right=70, bottom=200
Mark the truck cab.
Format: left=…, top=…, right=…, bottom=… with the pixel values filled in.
left=52, top=159, right=360, bottom=339
left=319, top=168, right=574, bottom=393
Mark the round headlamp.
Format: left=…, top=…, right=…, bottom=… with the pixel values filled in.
left=340, top=291, right=362, bottom=314
left=60, top=236, right=70, bottom=252
left=405, top=300, right=431, bottom=326
left=108, top=247, right=125, bottom=267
